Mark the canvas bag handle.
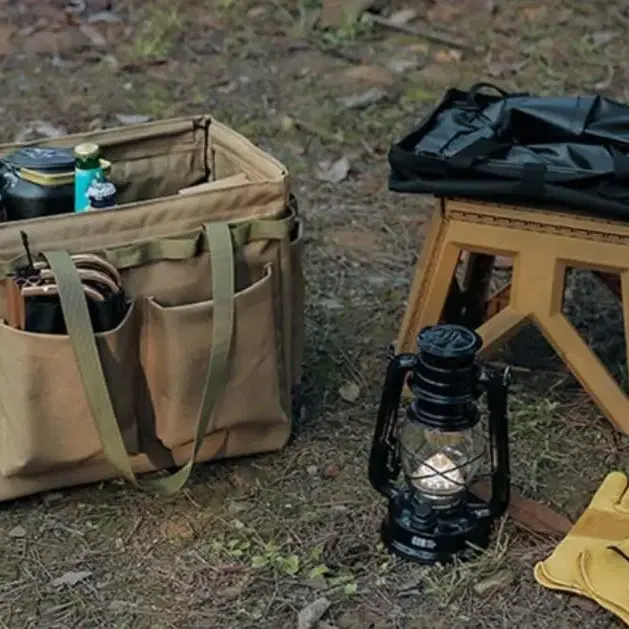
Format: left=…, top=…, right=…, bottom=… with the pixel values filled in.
left=42, top=221, right=235, bottom=495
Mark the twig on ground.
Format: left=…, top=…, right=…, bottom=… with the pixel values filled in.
left=124, top=517, right=144, bottom=544
left=290, top=117, right=340, bottom=143
left=305, top=34, right=363, bottom=64
left=612, top=7, right=629, bottom=27
left=366, top=13, right=476, bottom=51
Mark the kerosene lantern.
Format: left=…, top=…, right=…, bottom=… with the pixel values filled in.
left=369, top=323, right=511, bottom=564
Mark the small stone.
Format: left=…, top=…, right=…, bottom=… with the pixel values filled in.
left=315, top=157, right=351, bottom=184
left=43, top=492, right=64, bottom=504
left=389, top=8, right=418, bottom=25
left=115, top=113, right=151, bottom=125
left=7, top=526, right=26, bottom=538
left=51, top=570, right=92, bottom=587
left=281, top=115, right=296, bottom=132
left=306, top=465, right=319, bottom=477
left=304, top=576, right=328, bottom=590
left=338, top=381, right=360, bottom=402
left=340, top=88, right=388, bottom=110
left=298, top=597, right=331, bottom=629
left=387, top=58, right=422, bottom=74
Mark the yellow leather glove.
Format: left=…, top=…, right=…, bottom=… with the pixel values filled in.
left=579, top=536, right=629, bottom=624
left=534, top=471, right=629, bottom=594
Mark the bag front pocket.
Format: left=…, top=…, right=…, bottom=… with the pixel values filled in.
left=0, top=302, right=140, bottom=478
left=143, top=265, right=288, bottom=450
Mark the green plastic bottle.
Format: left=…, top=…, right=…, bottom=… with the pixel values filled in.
left=74, top=142, right=103, bottom=212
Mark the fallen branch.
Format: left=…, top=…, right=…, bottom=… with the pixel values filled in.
left=367, top=13, right=476, bottom=51
left=305, top=34, right=363, bottom=64
left=287, top=116, right=341, bottom=143
left=471, top=480, right=573, bottom=537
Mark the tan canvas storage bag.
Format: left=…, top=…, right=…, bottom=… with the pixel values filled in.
left=0, top=115, right=305, bottom=502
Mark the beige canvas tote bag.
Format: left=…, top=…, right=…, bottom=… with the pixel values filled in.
left=0, top=115, right=305, bottom=502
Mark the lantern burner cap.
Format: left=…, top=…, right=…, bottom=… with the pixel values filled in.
left=417, top=324, right=482, bottom=359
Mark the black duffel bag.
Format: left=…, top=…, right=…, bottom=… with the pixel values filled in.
left=389, top=82, right=629, bottom=220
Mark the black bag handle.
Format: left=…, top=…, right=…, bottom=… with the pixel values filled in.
left=465, top=82, right=530, bottom=108
left=466, top=83, right=511, bottom=106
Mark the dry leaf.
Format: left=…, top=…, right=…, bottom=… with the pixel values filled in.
left=427, top=2, right=466, bottom=22
left=298, top=597, right=331, bottom=629
left=115, top=113, right=151, bottom=125
left=570, top=597, right=599, bottom=613
left=343, top=65, right=396, bottom=87
left=338, top=381, right=360, bottom=402
left=340, top=88, right=387, bottom=109
left=247, top=6, right=267, bottom=18
left=387, top=58, right=422, bottom=74
left=51, top=570, right=92, bottom=587
left=7, top=526, right=26, bottom=538
left=21, top=27, right=90, bottom=55
left=87, top=10, right=123, bottom=23
left=0, top=24, right=15, bottom=56
left=388, top=9, right=418, bottom=25
left=389, top=9, right=418, bottom=26
left=320, top=0, right=375, bottom=29
left=434, top=49, right=462, bottom=63
left=323, top=464, right=341, bottom=478
left=473, top=569, right=514, bottom=595
left=315, top=157, right=351, bottom=184
left=486, top=60, right=527, bottom=79
left=407, top=42, right=430, bottom=54
left=317, top=297, right=343, bottom=310
left=79, top=23, right=106, bottom=47
left=160, top=517, right=194, bottom=540
left=594, top=65, right=615, bottom=91
left=14, top=121, right=67, bottom=142
left=591, top=31, right=618, bottom=47
left=521, top=5, right=546, bottom=21
left=280, top=115, right=297, bottom=132
left=470, top=480, right=573, bottom=536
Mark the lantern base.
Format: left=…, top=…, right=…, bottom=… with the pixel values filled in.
left=380, top=492, right=493, bottom=565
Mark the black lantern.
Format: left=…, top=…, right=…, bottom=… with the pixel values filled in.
left=369, top=323, right=511, bottom=565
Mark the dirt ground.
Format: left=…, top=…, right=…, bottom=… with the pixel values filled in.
left=2, top=0, right=629, bottom=627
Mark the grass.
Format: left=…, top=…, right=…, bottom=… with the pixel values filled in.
left=132, top=1, right=184, bottom=59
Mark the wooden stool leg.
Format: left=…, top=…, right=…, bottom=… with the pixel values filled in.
left=620, top=271, right=629, bottom=384
left=539, top=311, right=629, bottom=434
left=396, top=217, right=461, bottom=353
left=477, top=306, right=528, bottom=356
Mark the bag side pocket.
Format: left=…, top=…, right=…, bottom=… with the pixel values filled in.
left=143, top=265, right=288, bottom=450
left=0, top=302, right=139, bottom=477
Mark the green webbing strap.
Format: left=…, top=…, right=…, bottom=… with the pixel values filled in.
left=0, top=212, right=296, bottom=279
left=42, top=221, right=235, bottom=495
left=104, top=234, right=201, bottom=269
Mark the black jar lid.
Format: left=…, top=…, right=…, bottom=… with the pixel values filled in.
left=3, top=147, right=76, bottom=173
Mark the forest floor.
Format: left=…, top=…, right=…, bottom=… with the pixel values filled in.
left=1, top=1, right=629, bottom=627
